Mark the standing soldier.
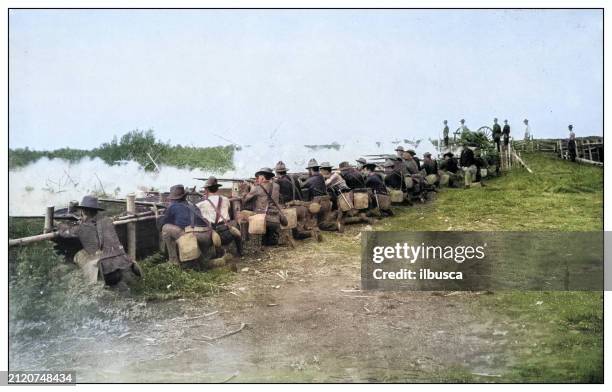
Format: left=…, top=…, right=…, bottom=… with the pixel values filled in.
left=459, top=119, right=470, bottom=137
left=523, top=119, right=531, bottom=140
left=242, top=167, right=286, bottom=246
left=196, top=177, right=243, bottom=258
left=57, top=195, right=142, bottom=287
left=567, top=125, right=577, bottom=162
left=443, top=120, right=450, bottom=147
left=492, top=118, right=502, bottom=152
left=502, top=119, right=511, bottom=146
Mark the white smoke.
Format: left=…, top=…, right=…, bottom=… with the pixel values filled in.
left=9, top=138, right=438, bottom=216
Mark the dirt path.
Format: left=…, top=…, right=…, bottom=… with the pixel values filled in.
left=64, top=224, right=516, bottom=382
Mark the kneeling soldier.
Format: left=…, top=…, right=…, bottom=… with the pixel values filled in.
left=242, top=167, right=287, bottom=246
left=196, top=176, right=243, bottom=257
left=363, top=163, right=393, bottom=217
left=159, top=184, right=218, bottom=269
left=57, top=195, right=142, bottom=287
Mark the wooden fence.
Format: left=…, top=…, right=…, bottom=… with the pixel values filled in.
left=512, top=136, right=603, bottom=166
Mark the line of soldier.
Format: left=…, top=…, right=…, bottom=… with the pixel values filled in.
left=57, top=146, right=497, bottom=287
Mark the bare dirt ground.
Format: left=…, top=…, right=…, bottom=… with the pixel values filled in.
left=69, top=224, right=517, bottom=383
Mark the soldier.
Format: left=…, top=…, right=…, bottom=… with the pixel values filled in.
left=439, top=152, right=460, bottom=188
left=406, top=149, right=421, bottom=171
left=242, top=167, right=286, bottom=246
left=440, top=152, right=459, bottom=173
left=459, top=119, right=470, bottom=136
left=320, top=162, right=350, bottom=197
left=196, top=176, right=243, bottom=257
left=459, top=144, right=478, bottom=188
left=402, top=150, right=420, bottom=174
left=274, top=161, right=302, bottom=203
left=338, top=161, right=366, bottom=189
left=383, top=160, right=407, bottom=192
left=57, top=195, right=142, bottom=287
left=363, top=163, right=392, bottom=216
left=395, top=145, right=405, bottom=159
left=502, top=119, right=511, bottom=146
left=422, top=152, right=438, bottom=175
left=568, top=125, right=577, bottom=162
left=301, top=159, right=328, bottom=201
left=492, top=118, right=502, bottom=152
left=159, top=185, right=217, bottom=268
left=474, top=147, right=488, bottom=185
left=523, top=119, right=531, bottom=140
left=301, top=160, right=339, bottom=232
left=356, top=157, right=368, bottom=170
left=443, top=120, right=450, bottom=147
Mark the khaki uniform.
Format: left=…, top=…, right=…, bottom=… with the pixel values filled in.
left=58, top=217, right=137, bottom=286
left=243, top=182, right=282, bottom=245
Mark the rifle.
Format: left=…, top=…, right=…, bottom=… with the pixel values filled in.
left=194, top=177, right=255, bottom=183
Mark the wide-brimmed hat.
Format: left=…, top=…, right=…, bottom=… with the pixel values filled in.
left=168, top=184, right=187, bottom=200
left=255, top=167, right=275, bottom=178
left=76, top=195, right=105, bottom=211
left=363, top=162, right=377, bottom=170
left=306, top=158, right=320, bottom=169
left=395, top=145, right=405, bottom=152
left=460, top=119, right=466, bottom=123
left=424, top=152, right=432, bottom=158
left=356, top=157, right=367, bottom=166
left=319, top=161, right=333, bottom=170
left=275, top=161, right=288, bottom=172
left=338, top=161, right=352, bottom=169
left=407, top=149, right=417, bottom=156
left=443, top=152, right=454, bottom=158
left=203, top=176, right=222, bottom=190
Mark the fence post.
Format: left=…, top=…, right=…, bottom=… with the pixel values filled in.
left=43, top=206, right=54, bottom=233
left=127, top=193, right=137, bottom=259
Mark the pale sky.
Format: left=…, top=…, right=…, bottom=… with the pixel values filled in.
left=9, top=9, right=603, bottom=149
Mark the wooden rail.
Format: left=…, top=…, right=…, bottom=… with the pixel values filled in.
left=512, top=136, right=603, bottom=165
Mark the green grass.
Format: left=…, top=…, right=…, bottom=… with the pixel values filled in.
left=130, top=253, right=234, bottom=300
left=381, top=152, right=603, bottom=232
left=378, top=152, right=603, bottom=383
left=477, top=292, right=603, bottom=383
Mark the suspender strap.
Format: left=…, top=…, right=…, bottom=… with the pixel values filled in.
left=205, top=197, right=225, bottom=225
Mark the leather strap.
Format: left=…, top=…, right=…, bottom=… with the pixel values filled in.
left=259, top=183, right=287, bottom=221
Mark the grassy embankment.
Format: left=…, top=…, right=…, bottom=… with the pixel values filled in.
left=382, top=152, right=603, bottom=382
